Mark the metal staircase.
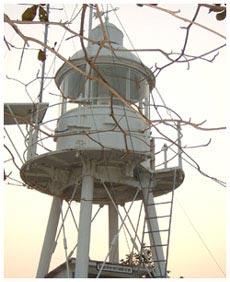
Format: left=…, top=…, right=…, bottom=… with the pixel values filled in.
left=141, top=168, right=177, bottom=278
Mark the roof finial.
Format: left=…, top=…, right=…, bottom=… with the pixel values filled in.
left=93, top=6, right=119, bottom=22
left=105, top=4, right=109, bottom=23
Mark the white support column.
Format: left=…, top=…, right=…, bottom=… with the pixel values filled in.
left=27, top=124, right=37, bottom=160
left=177, top=122, right=183, bottom=169
left=108, top=203, right=119, bottom=263
left=75, top=166, right=94, bottom=278
left=150, top=138, right=155, bottom=170
left=36, top=197, right=62, bottom=278
left=142, top=187, right=166, bottom=278
left=144, top=85, right=150, bottom=119
left=84, top=5, right=93, bottom=101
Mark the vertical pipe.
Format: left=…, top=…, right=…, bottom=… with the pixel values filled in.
left=145, top=83, right=150, bottom=119
left=31, top=4, right=50, bottom=157
left=74, top=172, right=94, bottom=277
left=126, top=68, right=131, bottom=100
left=39, top=4, right=49, bottom=103
left=108, top=203, right=119, bottom=263
left=162, top=144, right=168, bottom=169
left=61, top=96, right=67, bottom=115
left=84, top=5, right=93, bottom=101
left=27, top=105, right=38, bottom=160
left=150, top=137, right=155, bottom=170
left=26, top=123, right=34, bottom=161
left=177, top=122, right=183, bottom=169
left=36, top=197, right=62, bottom=278
left=88, top=5, right=93, bottom=45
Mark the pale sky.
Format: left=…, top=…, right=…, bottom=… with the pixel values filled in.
left=3, top=3, right=228, bottom=279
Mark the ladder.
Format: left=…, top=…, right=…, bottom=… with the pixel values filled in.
left=140, top=168, right=177, bottom=278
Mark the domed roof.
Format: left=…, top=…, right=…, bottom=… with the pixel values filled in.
left=90, top=21, right=124, bottom=45
left=70, top=21, right=140, bottom=63
left=55, top=20, right=155, bottom=90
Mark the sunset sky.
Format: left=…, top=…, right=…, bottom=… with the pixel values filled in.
left=3, top=2, right=228, bottom=279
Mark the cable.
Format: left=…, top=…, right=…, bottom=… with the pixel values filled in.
left=98, top=182, right=153, bottom=278
left=168, top=146, right=226, bottom=187
left=175, top=196, right=226, bottom=277
left=110, top=4, right=142, bottom=62
left=60, top=205, right=70, bottom=278
left=4, top=144, right=21, bottom=172
left=41, top=4, right=81, bottom=91
left=4, top=128, right=24, bottom=164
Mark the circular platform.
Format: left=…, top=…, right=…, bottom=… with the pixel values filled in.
left=20, top=149, right=184, bottom=204
left=55, top=105, right=151, bottom=155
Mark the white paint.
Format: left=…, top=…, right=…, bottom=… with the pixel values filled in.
left=108, top=203, right=119, bottom=263
left=74, top=167, right=94, bottom=278
left=36, top=197, right=62, bottom=278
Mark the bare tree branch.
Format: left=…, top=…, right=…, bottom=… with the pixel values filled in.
left=151, top=119, right=226, bottom=131
left=153, top=5, right=202, bottom=76
left=145, top=4, right=226, bottom=39
left=4, top=13, right=151, bottom=126
left=4, top=4, right=226, bottom=189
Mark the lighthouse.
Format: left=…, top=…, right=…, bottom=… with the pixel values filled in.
left=20, top=12, right=184, bottom=278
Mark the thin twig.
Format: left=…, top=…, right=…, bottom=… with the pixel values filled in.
left=153, top=5, right=202, bottom=76
left=146, top=4, right=226, bottom=39
left=151, top=119, right=226, bottom=131
left=4, top=13, right=151, bottom=125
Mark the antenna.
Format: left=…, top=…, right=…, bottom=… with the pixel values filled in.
left=26, top=4, right=50, bottom=160
left=93, top=6, right=119, bottom=20
left=39, top=4, right=49, bottom=103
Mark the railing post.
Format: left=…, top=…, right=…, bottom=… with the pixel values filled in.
left=150, top=137, right=155, bottom=170
left=162, top=143, right=168, bottom=169
left=177, top=122, right=182, bottom=169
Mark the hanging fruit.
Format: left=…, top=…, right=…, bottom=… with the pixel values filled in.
left=38, top=49, right=46, bottom=62
left=21, top=5, right=38, bottom=21
left=39, top=6, right=48, bottom=22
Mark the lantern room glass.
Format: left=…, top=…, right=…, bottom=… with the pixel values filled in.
left=60, top=63, right=150, bottom=115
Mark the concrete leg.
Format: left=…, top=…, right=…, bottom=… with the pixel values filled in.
left=36, top=196, right=62, bottom=278
left=74, top=172, right=94, bottom=277
left=108, top=203, right=119, bottom=263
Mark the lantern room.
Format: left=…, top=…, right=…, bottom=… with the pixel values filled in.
left=53, top=18, right=155, bottom=159
left=55, top=20, right=155, bottom=114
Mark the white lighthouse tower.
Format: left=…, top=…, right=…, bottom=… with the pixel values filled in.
left=20, top=11, right=184, bottom=278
